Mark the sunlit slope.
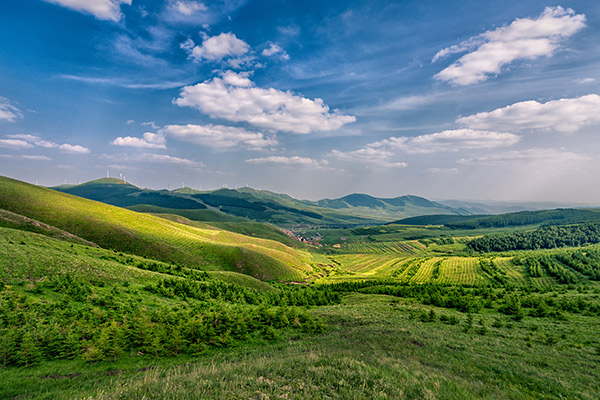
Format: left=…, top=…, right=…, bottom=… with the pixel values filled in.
left=0, top=176, right=312, bottom=280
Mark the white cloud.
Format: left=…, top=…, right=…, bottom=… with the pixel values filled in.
left=221, top=70, right=253, bottom=87
left=59, top=74, right=184, bottom=89
left=168, top=0, right=206, bottom=16
left=434, top=6, right=586, bottom=85
left=142, top=121, right=160, bottom=130
left=262, top=43, right=289, bottom=60
left=329, top=148, right=407, bottom=169
left=374, top=129, right=521, bottom=154
left=0, top=139, right=34, bottom=149
left=59, top=144, right=90, bottom=154
left=245, top=156, right=326, bottom=169
left=161, top=124, right=277, bottom=150
left=0, top=97, right=22, bottom=122
left=140, top=153, right=203, bottom=168
left=7, top=134, right=58, bottom=148
left=4, top=134, right=89, bottom=154
left=185, top=33, right=250, bottom=62
left=0, top=154, right=52, bottom=161
left=573, top=78, right=596, bottom=84
left=174, top=72, right=356, bottom=134
left=458, top=148, right=587, bottom=165
left=43, top=0, right=132, bottom=22
left=111, top=132, right=167, bottom=149
left=99, top=152, right=204, bottom=168
left=427, top=167, right=459, bottom=175
left=457, top=94, right=600, bottom=133
left=126, top=119, right=135, bottom=125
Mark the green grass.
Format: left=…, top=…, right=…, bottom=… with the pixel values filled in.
left=0, top=176, right=314, bottom=281
left=2, top=293, right=599, bottom=399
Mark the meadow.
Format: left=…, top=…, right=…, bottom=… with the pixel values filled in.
left=1, top=176, right=600, bottom=399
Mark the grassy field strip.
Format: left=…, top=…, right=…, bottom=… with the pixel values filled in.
left=493, top=257, right=528, bottom=286
left=345, top=240, right=426, bottom=255
left=410, top=257, right=442, bottom=283
left=438, top=257, right=481, bottom=285
left=396, top=258, right=426, bottom=281
left=371, top=258, right=411, bottom=278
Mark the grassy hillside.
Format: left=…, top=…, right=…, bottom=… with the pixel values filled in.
left=127, top=205, right=302, bottom=247
left=0, top=176, right=313, bottom=281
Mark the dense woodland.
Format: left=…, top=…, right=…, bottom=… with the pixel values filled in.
left=467, top=223, right=600, bottom=252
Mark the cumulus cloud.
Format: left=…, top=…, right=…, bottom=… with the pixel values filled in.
left=43, top=0, right=132, bottom=22
left=174, top=72, right=356, bottom=134
left=457, top=94, right=600, bottom=133
left=168, top=0, right=206, bottom=16
left=0, top=139, right=34, bottom=149
left=4, top=134, right=89, bottom=153
left=374, top=129, right=521, bottom=154
left=245, top=156, right=327, bottom=169
left=0, top=97, right=22, bottom=122
left=434, top=6, right=586, bottom=85
left=7, top=134, right=58, bottom=148
left=458, top=148, right=587, bottom=165
left=161, top=124, right=277, bottom=150
left=59, top=144, right=90, bottom=154
left=329, top=148, right=407, bottom=169
left=183, top=33, right=250, bottom=62
left=111, top=132, right=167, bottom=149
left=262, top=43, right=289, bottom=60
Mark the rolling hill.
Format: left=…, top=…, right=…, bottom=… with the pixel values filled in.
left=53, top=179, right=470, bottom=227
left=0, top=175, right=314, bottom=281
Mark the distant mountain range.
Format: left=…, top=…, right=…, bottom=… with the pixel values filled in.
left=52, top=178, right=471, bottom=227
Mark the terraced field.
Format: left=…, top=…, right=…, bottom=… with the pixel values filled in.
left=323, top=254, right=531, bottom=286
left=345, top=240, right=427, bottom=254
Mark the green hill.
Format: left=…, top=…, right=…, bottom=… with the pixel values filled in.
left=54, top=179, right=469, bottom=228
left=0, top=176, right=313, bottom=281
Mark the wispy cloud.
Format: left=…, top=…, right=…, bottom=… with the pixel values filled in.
left=58, top=74, right=185, bottom=89
left=162, top=124, right=277, bottom=150
left=43, top=0, right=132, bottom=22
left=434, top=6, right=586, bottom=85
left=99, top=152, right=204, bottom=168
left=262, top=43, right=289, bottom=60
left=3, top=134, right=89, bottom=154
left=0, top=97, right=23, bottom=122
left=174, top=71, right=356, bottom=134
left=245, top=156, right=327, bottom=169
left=458, top=148, right=587, bottom=165
left=329, top=147, right=407, bottom=169
left=457, top=94, right=600, bottom=133
left=0, top=154, right=51, bottom=161
left=372, top=129, right=520, bottom=154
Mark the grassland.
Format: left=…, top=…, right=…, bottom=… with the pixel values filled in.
left=0, top=176, right=315, bottom=281
left=2, top=175, right=600, bottom=399
left=2, top=293, right=599, bottom=399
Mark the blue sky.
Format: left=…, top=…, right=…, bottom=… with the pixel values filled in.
left=1, top=0, right=600, bottom=202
